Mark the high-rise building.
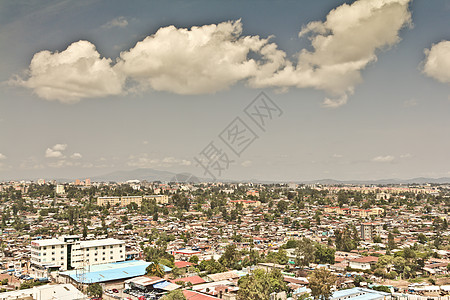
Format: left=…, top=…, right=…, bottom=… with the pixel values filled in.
left=360, top=222, right=382, bottom=240
left=55, top=184, right=65, bottom=195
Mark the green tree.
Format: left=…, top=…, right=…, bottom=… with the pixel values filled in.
left=295, top=238, right=316, bottom=267
left=314, top=244, right=335, bottom=264
left=219, top=244, right=241, bottom=269
left=188, top=255, right=199, bottom=264
left=237, top=269, right=287, bottom=300
left=388, top=233, right=396, bottom=249
left=277, top=200, right=289, bottom=214
left=161, top=290, right=186, bottom=300
left=87, top=283, right=103, bottom=298
left=146, top=261, right=165, bottom=278
left=309, top=268, right=337, bottom=300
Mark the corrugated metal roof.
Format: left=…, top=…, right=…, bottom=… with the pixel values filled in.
left=60, top=260, right=153, bottom=283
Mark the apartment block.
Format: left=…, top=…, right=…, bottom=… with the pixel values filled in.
left=30, top=236, right=125, bottom=271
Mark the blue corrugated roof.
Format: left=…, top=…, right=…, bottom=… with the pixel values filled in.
left=153, top=281, right=171, bottom=289
left=332, top=288, right=389, bottom=300
left=61, top=260, right=153, bottom=283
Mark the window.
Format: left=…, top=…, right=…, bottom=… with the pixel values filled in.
left=110, top=246, right=113, bottom=249
left=95, top=258, right=97, bottom=262
left=102, top=258, right=105, bottom=261
left=52, top=246, right=55, bottom=249
left=110, top=256, right=113, bottom=259
left=103, top=246, right=106, bottom=249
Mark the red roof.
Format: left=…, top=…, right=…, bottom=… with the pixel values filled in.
left=174, top=261, right=194, bottom=268
left=170, top=275, right=206, bottom=285
left=351, top=256, right=379, bottom=263
left=183, top=290, right=219, bottom=299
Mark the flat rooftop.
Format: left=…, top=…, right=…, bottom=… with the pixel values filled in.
left=78, top=238, right=124, bottom=248
left=31, top=238, right=65, bottom=247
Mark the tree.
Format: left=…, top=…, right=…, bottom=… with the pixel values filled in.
left=335, top=225, right=359, bottom=252
left=277, top=200, right=289, bottom=214
left=388, top=233, right=396, bottom=250
left=161, top=290, right=186, bottom=300
left=372, top=286, right=391, bottom=293
left=82, top=219, right=88, bottom=238
left=314, top=244, right=335, bottom=264
left=146, top=261, right=165, bottom=278
left=199, top=259, right=227, bottom=274
left=309, top=268, right=337, bottom=300
left=295, top=238, right=316, bottom=267
left=188, top=255, right=199, bottom=264
left=219, top=244, right=241, bottom=269
left=237, top=269, right=288, bottom=300
left=417, top=233, right=427, bottom=244
left=87, top=283, right=103, bottom=298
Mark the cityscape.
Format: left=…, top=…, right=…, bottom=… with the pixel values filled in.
left=0, top=0, right=450, bottom=300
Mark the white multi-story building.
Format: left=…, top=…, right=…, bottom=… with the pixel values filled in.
left=31, top=236, right=125, bottom=271
left=30, top=238, right=67, bottom=269
left=55, top=184, right=65, bottom=195
left=71, top=238, right=126, bottom=269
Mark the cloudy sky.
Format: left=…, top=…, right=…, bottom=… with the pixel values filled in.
left=1, top=0, right=450, bottom=182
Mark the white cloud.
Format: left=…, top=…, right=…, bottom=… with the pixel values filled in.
left=403, top=98, right=418, bottom=107
left=241, top=160, right=252, bottom=167
left=422, top=40, right=450, bottom=83
left=128, top=154, right=191, bottom=168
left=48, top=159, right=81, bottom=168
left=53, top=143, right=67, bottom=151
left=400, top=153, right=412, bottom=159
left=11, top=41, right=125, bottom=103
left=322, top=94, right=349, bottom=108
left=251, top=0, right=412, bottom=107
left=11, top=0, right=412, bottom=107
left=45, top=143, right=68, bottom=158
left=45, top=148, right=64, bottom=158
left=101, top=16, right=128, bottom=29
left=71, top=153, right=82, bottom=159
left=117, top=20, right=282, bottom=95
left=0, top=153, right=6, bottom=160
left=372, top=155, right=395, bottom=163
left=19, top=157, right=44, bottom=170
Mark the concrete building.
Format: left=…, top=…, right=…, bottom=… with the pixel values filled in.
left=360, top=222, right=382, bottom=240
left=31, top=236, right=125, bottom=271
left=0, top=283, right=86, bottom=300
left=143, top=195, right=169, bottom=204
left=97, top=196, right=142, bottom=207
left=55, top=184, right=65, bottom=195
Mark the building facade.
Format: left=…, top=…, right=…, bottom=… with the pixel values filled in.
left=31, top=236, right=125, bottom=271
left=360, top=222, right=382, bottom=240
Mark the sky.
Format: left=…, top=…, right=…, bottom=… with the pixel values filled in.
left=0, top=0, right=450, bottom=182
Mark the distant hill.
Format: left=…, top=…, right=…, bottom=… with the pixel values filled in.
left=301, top=177, right=450, bottom=185
left=90, top=168, right=450, bottom=184
left=91, top=168, right=202, bottom=183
